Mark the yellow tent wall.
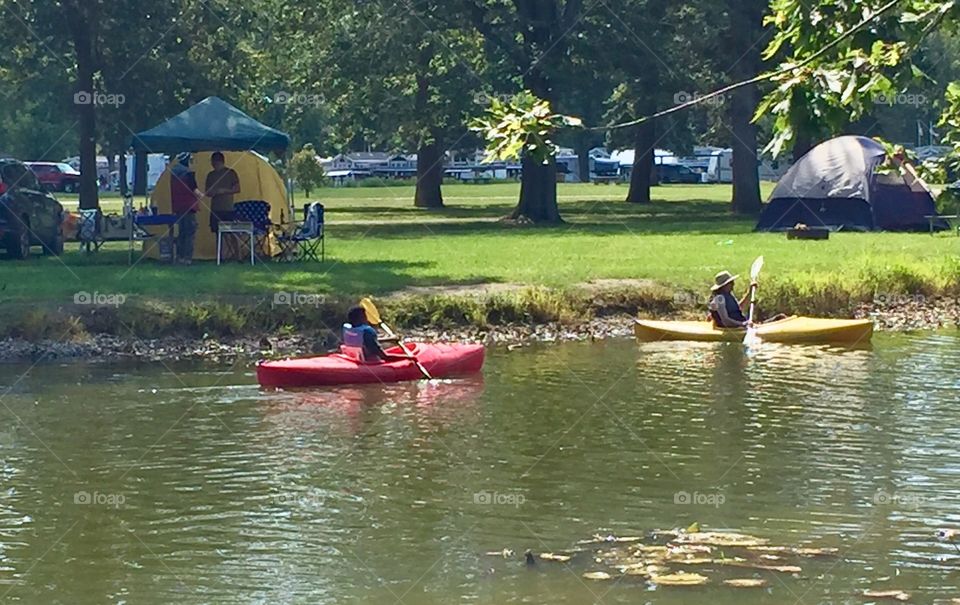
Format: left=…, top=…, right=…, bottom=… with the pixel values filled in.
left=143, top=151, right=290, bottom=260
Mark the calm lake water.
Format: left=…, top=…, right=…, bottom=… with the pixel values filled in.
left=2, top=333, right=960, bottom=604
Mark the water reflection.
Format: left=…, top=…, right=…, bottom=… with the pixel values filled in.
left=259, top=377, right=486, bottom=437
left=2, top=335, right=960, bottom=603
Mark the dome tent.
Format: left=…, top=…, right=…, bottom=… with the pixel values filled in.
left=143, top=151, right=288, bottom=260
left=756, top=135, right=945, bottom=232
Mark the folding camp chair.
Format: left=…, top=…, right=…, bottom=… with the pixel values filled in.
left=277, top=202, right=324, bottom=262
left=78, top=208, right=103, bottom=253
left=229, top=200, right=272, bottom=262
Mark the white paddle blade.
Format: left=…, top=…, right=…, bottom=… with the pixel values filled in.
left=750, top=256, right=764, bottom=281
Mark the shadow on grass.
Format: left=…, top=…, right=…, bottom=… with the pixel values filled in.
left=324, top=197, right=739, bottom=223
left=0, top=251, right=500, bottom=302
left=329, top=199, right=754, bottom=239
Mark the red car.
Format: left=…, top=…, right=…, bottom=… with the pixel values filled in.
left=25, top=162, right=81, bottom=193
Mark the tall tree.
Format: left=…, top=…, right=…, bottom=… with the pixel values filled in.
left=723, top=0, right=767, bottom=215
left=599, top=0, right=712, bottom=203
left=466, top=0, right=590, bottom=223
left=270, top=0, right=483, bottom=209
left=62, top=0, right=99, bottom=209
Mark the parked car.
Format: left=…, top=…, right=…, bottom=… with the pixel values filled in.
left=25, top=161, right=81, bottom=193
left=0, top=158, right=64, bottom=259
left=657, top=163, right=702, bottom=184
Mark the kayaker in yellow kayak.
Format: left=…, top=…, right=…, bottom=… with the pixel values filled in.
left=708, top=270, right=786, bottom=328
left=343, top=306, right=403, bottom=362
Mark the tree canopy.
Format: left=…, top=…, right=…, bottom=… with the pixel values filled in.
left=0, top=0, right=953, bottom=217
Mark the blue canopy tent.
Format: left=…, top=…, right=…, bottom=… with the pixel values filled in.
left=130, top=96, right=290, bottom=154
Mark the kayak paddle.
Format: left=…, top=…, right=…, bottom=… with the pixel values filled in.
left=743, top=256, right=764, bottom=346
left=359, top=297, right=432, bottom=379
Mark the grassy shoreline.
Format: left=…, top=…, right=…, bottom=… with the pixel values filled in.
left=2, top=279, right=958, bottom=345
left=3, top=182, right=958, bottom=343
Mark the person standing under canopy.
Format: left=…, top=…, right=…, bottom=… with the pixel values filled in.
left=170, top=153, right=201, bottom=265
left=205, top=151, right=241, bottom=258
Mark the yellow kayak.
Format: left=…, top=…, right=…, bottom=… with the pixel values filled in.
left=634, top=316, right=873, bottom=344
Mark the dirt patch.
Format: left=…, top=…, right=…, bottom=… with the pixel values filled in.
left=579, top=278, right=659, bottom=292
left=394, top=283, right=526, bottom=298
left=396, top=279, right=657, bottom=299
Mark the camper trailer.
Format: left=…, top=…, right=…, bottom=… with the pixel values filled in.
left=124, top=154, right=167, bottom=192
left=700, top=148, right=791, bottom=183
left=702, top=149, right=733, bottom=183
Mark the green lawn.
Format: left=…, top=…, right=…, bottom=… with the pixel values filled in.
left=5, top=182, right=959, bottom=306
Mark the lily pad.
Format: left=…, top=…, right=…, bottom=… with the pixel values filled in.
left=578, top=534, right=644, bottom=545
left=651, top=571, right=710, bottom=586
left=724, top=578, right=767, bottom=588
left=748, top=545, right=839, bottom=557
left=635, top=545, right=670, bottom=555
left=621, top=563, right=670, bottom=576
left=721, top=560, right=801, bottom=573
left=673, top=532, right=768, bottom=547
left=862, top=589, right=910, bottom=601
left=582, top=571, right=613, bottom=581
left=669, top=557, right=715, bottom=565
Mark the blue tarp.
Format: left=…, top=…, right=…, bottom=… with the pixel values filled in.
left=130, top=97, right=290, bottom=154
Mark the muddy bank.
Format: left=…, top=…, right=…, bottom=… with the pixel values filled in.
left=1, top=297, right=957, bottom=363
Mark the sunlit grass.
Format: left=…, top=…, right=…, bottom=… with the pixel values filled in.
left=4, top=182, right=958, bottom=307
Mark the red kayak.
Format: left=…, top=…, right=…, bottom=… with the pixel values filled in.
left=256, top=342, right=485, bottom=388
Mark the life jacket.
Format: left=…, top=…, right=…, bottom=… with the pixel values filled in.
left=341, top=324, right=366, bottom=362
left=709, top=291, right=747, bottom=327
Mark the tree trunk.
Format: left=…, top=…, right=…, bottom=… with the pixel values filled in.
left=118, top=153, right=128, bottom=197
left=66, top=1, right=99, bottom=210
left=414, top=142, right=445, bottom=208
left=791, top=134, right=813, bottom=160
left=575, top=137, right=591, bottom=183
left=729, top=86, right=762, bottom=215
left=512, top=155, right=561, bottom=222
left=133, top=151, right=147, bottom=196
left=626, top=121, right=656, bottom=203
left=412, top=42, right=444, bottom=209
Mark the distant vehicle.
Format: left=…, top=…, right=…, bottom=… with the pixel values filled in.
left=702, top=149, right=733, bottom=183
left=657, top=163, right=702, bottom=184
left=26, top=161, right=81, bottom=193
left=0, top=158, right=64, bottom=259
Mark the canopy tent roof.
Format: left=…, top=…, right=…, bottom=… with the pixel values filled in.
left=130, top=97, right=290, bottom=154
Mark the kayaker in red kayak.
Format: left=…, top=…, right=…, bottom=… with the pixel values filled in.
left=708, top=270, right=785, bottom=328
left=343, top=306, right=405, bottom=362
